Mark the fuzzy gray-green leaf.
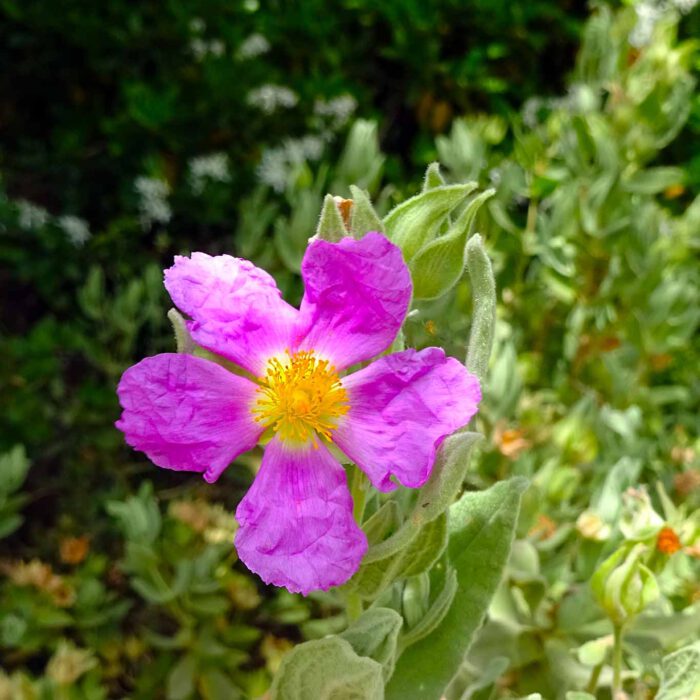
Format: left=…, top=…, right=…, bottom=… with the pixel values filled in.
left=414, top=432, right=483, bottom=524
left=656, top=641, right=700, bottom=700
left=349, top=185, right=384, bottom=237
left=465, top=235, right=496, bottom=385
left=341, top=607, right=403, bottom=681
left=423, top=162, right=446, bottom=190
left=411, top=189, right=494, bottom=300
left=386, top=478, right=527, bottom=700
left=316, top=194, right=348, bottom=242
left=399, top=567, right=458, bottom=651
left=384, top=183, right=476, bottom=261
left=270, top=637, right=383, bottom=700
left=351, top=513, right=447, bottom=600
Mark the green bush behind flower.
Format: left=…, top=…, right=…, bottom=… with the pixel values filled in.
left=1, top=1, right=700, bottom=697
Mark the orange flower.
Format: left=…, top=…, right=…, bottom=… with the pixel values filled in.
left=493, top=422, right=531, bottom=460
left=60, top=536, right=91, bottom=565
left=529, top=514, right=557, bottom=541
left=656, top=526, right=682, bottom=555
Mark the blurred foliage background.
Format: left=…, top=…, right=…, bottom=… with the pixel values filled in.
left=1, top=0, right=699, bottom=697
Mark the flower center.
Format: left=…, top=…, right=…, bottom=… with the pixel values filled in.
left=253, top=351, right=349, bottom=445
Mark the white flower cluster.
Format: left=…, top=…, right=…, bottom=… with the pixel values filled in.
left=313, top=95, right=358, bottom=130
left=257, top=135, right=327, bottom=192
left=236, top=33, right=270, bottom=60
left=17, top=200, right=49, bottom=229
left=188, top=152, right=232, bottom=195
left=134, top=176, right=171, bottom=229
left=188, top=17, right=225, bottom=60
left=630, top=0, right=698, bottom=47
left=190, top=37, right=225, bottom=61
left=57, top=215, right=91, bottom=247
left=14, top=198, right=91, bottom=246
left=247, top=85, right=298, bottom=114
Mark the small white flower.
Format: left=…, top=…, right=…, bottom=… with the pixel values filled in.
left=189, top=18, right=205, bottom=34
left=16, top=199, right=49, bottom=229
left=313, top=95, right=358, bottom=129
left=57, top=215, right=91, bottom=246
left=671, top=0, right=698, bottom=12
left=190, top=37, right=226, bottom=61
left=237, top=33, right=270, bottom=60
left=256, top=136, right=327, bottom=192
left=247, top=85, right=298, bottom=114
left=134, top=176, right=171, bottom=229
left=209, top=39, right=225, bottom=57
left=257, top=147, right=290, bottom=192
left=188, top=152, right=231, bottom=195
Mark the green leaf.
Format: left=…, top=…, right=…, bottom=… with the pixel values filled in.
left=411, top=190, right=494, bottom=300
left=423, top=162, right=446, bottom=190
left=106, top=482, right=161, bottom=544
left=384, top=184, right=476, bottom=261
left=622, top=167, right=685, bottom=194
left=414, top=432, right=483, bottom=525
left=351, top=513, right=448, bottom=600
left=465, top=234, right=497, bottom=385
left=386, top=478, right=528, bottom=700
left=349, top=185, right=384, bottom=237
left=628, top=602, right=700, bottom=648
left=270, top=637, right=383, bottom=700
left=341, top=607, right=403, bottom=680
left=332, top=120, right=384, bottom=193
left=316, top=194, right=347, bottom=242
left=0, top=514, right=22, bottom=539
left=399, top=567, right=458, bottom=651
left=576, top=636, right=612, bottom=667
left=362, top=500, right=400, bottom=545
left=402, top=573, right=431, bottom=629
left=200, top=669, right=242, bottom=700
left=657, top=642, right=700, bottom=700
left=167, top=653, right=196, bottom=700
left=0, top=445, right=30, bottom=495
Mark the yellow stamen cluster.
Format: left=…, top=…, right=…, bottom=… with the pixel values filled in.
left=253, top=351, right=349, bottom=445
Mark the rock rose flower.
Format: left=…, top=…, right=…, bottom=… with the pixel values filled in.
left=116, top=232, right=481, bottom=594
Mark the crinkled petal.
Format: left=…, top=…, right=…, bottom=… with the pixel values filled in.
left=235, top=436, right=367, bottom=595
left=116, top=353, right=263, bottom=483
left=294, top=232, right=412, bottom=369
left=333, top=348, right=481, bottom=492
left=164, top=253, right=297, bottom=376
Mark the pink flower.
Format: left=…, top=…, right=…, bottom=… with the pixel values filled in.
left=116, top=232, right=481, bottom=594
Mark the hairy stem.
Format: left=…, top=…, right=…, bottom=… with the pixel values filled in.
left=612, top=623, right=625, bottom=697
left=350, top=466, right=368, bottom=524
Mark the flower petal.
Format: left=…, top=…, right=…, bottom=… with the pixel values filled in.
left=294, top=232, right=412, bottom=369
left=164, top=253, right=297, bottom=375
left=235, top=437, right=367, bottom=595
left=333, top=348, right=481, bottom=492
left=116, top=353, right=263, bottom=483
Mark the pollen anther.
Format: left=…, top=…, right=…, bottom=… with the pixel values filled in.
left=253, top=351, right=349, bottom=446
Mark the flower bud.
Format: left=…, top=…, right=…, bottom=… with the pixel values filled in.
left=576, top=510, right=611, bottom=541
left=619, top=487, right=664, bottom=540
left=591, top=544, right=659, bottom=625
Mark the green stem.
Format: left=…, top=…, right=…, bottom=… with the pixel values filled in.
left=347, top=591, right=363, bottom=622
left=585, top=662, right=603, bottom=694
left=350, top=466, right=368, bottom=524
left=612, top=623, right=625, bottom=697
